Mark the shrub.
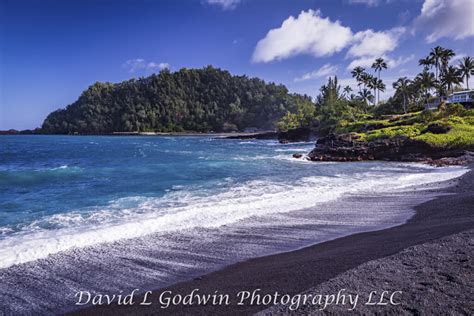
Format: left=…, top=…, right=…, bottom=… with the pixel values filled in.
left=445, top=103, right=465, bottom=116
left=364, top=125, right=422, bottom=141
left=420, top=109, right=436, bottom=122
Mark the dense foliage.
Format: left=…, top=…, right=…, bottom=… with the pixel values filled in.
left=336, top=104, right=474, bottom=149
left=42, top=66, right=308, bottom=134
left=277, top=46, right=473, bottom=145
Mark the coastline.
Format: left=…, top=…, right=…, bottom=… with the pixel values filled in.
left=0, top=131, right=278, bottom=138
left=76, top=163, right=474, bottom=315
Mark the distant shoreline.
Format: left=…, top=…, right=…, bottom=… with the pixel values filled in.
left=0, top=131, right=277, bottom=138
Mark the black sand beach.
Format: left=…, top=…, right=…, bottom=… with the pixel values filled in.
left=75, top=163, right=474, bottom=315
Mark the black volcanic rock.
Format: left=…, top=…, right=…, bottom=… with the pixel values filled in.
left=425, top=123, right=452, bottom=134
left=308, top=133, right=468, bottom=162
left=223, top=131, right=278, bottom=140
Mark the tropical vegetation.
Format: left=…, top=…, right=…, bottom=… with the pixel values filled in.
left=41, top=46, right=473, bottom=148
left=42, top=66, right=311, bottom=134
left=276, top=46, right=473, bottom=149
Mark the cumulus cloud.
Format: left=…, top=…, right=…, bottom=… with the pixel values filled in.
left=414, top=0, right=474, bottom=43
left=348, top=0, right=381, bottom=7
left=205, top=0, right=241, bottom=10
left=347, top=27, right=405, bottom=58
left=123, top=59, right=169, bottom=73
left=123, top=59, right=146, bottom=73
left=294, top=64, right=338, bottom=82
left=252, top=10, right=353, bottom=63
left=346, top=54, right=414, bottom=70
left=252, top=10, right=406, bottom=66
left=147, top=62, right=169, bottom=70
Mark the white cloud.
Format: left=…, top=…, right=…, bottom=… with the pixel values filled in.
left=414, top=0, right=474, bottom=43
left=123, top=58, right=146, bottom=73
left=147, top=62, right=169, bottom=70
left=347, top=27, right=405, bottom=58
left=252, top=10, right=406, bottom=66
left=387, top=54, right=415, bottom=68
left=346, top=56, right=378, bottom=70
left=294, top=64, right=338, bottom=82
left=346, top=54, right=414, bottom=70
left=205, top=0, right=241, bottom=10
left=252, top=10, right=353, bottom=63
left=123, top=59, right=169, bottom=73
left=348, top=0, right=381, bottom=7
left=450, top=53, right=467, bottom=64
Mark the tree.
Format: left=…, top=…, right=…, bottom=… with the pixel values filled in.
left=440, top=66, right=462, bottom=95
left=375, top=78, right=386, bottom=104
left=358, top=88, right=374, bottom=106
left=428, top=46, right=445, bottom=80
left=367, top=77, right=377, bottom=106
left=351, top=66, right=365, bottom=92
left=415, top=70, right=437, bottom=105
left=458, top=56, right=474, bottom=90
left=42, top=66, right=303, bottom=134
left=418, top=56, right=433, bottom=71
left=343, top=86, right=352, bottom=99
left=393, top=77, right=411, bottom=113
left=440, top=48, right=455, bottom=74
left=371, top=57, right=387, bottom=104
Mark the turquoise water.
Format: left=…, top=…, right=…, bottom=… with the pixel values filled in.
left=0, top=135, right=470, bottom=314
left=0, top=135, right=468, bottom=269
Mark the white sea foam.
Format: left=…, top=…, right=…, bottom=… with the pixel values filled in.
left=0, top=165, right=467, bottom=269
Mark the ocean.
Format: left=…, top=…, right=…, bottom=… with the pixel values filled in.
left=0, top=135, right=468, bottom=313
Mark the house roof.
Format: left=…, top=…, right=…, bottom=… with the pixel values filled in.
left=450, top=90, right=473, bottom=96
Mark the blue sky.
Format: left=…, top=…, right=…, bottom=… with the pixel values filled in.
left=1, top=0, right=473, bottom=129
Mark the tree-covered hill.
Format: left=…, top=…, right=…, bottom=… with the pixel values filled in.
left=42, top=66, right=310, bottom=134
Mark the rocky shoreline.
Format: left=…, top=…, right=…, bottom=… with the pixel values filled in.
left=222, top=127, right=314, bottom=143
left=304, top=133, right=473, bottom=166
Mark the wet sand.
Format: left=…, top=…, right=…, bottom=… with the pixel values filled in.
left=76, top=164, right=474, bottom=315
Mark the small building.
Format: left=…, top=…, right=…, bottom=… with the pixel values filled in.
left=425, top=90, right=474, bottom=110
left=446, top=90, right=474, bottom=106
left=425, top=97, right=446, bottom=110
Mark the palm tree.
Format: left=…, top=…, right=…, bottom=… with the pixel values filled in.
left=440, top=66, right=462, bottom=95
left=440, top=48, right=455, bottom=74
left=418, top=57, right=434, bottom=71
left=375, top=78, right=386, bottom=104
left=416, top=70, right=437, bottom=105
left=372, top=57, right=387, bottom=104
left=429, top=46, right=445, bottom=80
left=372, top=58, right=388, bottom=80
left=343, top=85, right=352, bottom=99
left=358, top=88, right=374, bottom=105
left=393, top=77, right=411, bottom=113
left=360, top=73, right=373, bottom=90
left=351, top=66, right=365, bottom=92
left=366, top=76, right=379, bottom=106
left=458, top=56, right=474, bottom=90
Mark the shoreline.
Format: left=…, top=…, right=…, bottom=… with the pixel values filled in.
left=76, top=163, right=474, bottom=315
left=0, top=131, right=277, bottom=137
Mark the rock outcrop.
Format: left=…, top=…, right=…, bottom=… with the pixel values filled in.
left=223, top=131, right=278, bottom=140
left=308, top=133, right=468, bottom=162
